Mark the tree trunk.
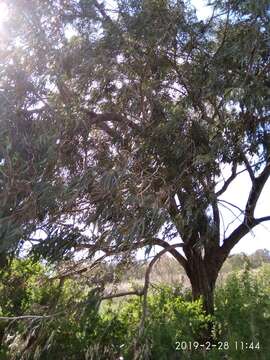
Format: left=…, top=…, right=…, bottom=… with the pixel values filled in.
left=185, top=252, right=219, bottom=341
left=185, top=250, right=220, bottom=313
left=190, top=272, right=215, bottom=316
left=191, top=263, right=216, bottom=312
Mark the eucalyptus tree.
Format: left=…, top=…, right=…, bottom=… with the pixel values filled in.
left=0, top=0, right=269, bottom=317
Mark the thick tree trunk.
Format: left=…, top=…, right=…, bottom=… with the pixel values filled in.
left=185, top=251, right=219, bottom=341
left=189, top=269, right=215, bottom=316
left=185, top=250, right=220, bottom=315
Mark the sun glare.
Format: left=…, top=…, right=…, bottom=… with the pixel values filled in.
left=0, top=2, right=8, bottom=28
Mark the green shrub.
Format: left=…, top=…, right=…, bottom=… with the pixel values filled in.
left=1, top=260, right=270, bottom=360
left=214, top=264, right=270, bottom=359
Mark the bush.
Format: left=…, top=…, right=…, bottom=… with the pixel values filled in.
left=214, top=264, right=270, bottom=359
left=1, top=260, right=270, bottom=359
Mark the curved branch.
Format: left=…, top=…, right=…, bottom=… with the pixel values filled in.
left=218, top=215, right=270, bottom=262
left=245, top=161, right=270, bottom=220
left=218, top=161, right=270, bottom=262
left=218, top=199, right=245, bottom=215
left=138, top=243, right=184, bottom=337
left=134, top=244, right=184, bottom=359
left=241, top=152, right=255, bottom=183
left=75, top=237, right=187, bottom=271
left=149, top=238, right=187, bottom=270
left=216, top=162, right=237, bottom=196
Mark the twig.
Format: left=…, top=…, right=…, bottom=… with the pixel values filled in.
left=0, top=312, right=64, bottom=322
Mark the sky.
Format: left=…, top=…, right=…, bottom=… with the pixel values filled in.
left=191, top=0, right=214, bottom=19
left=0, top=3, right=7, bottom=21
left=0, top=0, right=269, bottom=256
left=218, top=168, right=270, bottom=254
left=189, top=0, right=270, bottom=254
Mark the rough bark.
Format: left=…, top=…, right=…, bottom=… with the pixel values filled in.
left=186, top=254, right=218, bottom=316
left=182, top=248, right=223, bottom=342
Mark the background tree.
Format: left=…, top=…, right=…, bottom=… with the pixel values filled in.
left=0, top=0, right=269, bottom=321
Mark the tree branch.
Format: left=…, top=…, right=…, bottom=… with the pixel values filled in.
left=49, top=254, right=107, bottom=281
left=150, top=238, right=187, bottom=270
left=92, top=0, right=113, bottom=23
left=254, top=216, right=270, bottom=225
left=216, top=162, right=237, bottom=196
left=102, top=290, right=143, bottom=300
left=137, top=243, right=184, bottom=341
left=84, top=110, right=140, bottom=132
left=218, top=199, right=244, bottom=215
left=219, top=161, right=270, bottom=260
left=0, top=312, right=64, bottom=322
left=75, top=237, right=187, bottom=271
left=241, top=152, right=255, bottom=183
left=245, top=161, right=270, bottom=220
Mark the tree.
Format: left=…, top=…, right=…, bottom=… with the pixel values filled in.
left=0, top=0, right=269, bottom=321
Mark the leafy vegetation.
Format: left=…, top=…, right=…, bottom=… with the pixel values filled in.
left=1, top=257, right=270, bottom=359
left=0, top=0, right=269, bottom=317
left=0, top=0, right=270, bottom=356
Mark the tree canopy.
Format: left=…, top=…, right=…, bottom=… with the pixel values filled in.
left=0, top=0, right=269, bottom=315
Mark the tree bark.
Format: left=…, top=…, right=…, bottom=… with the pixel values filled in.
left=189, top=273, right=215, bottom=316
left=183, top=241, right=224, bottom=313
left=184, top=251, right=220, bottom=341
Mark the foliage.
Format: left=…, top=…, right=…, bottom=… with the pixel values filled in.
left=0, top=1, right=269, bottom=340
left=118, top=287, right=211, bottom=359
left=0, top=259, right=58, bottom=317
left=0, top=259, right=209, bottom=359
left=1, top=259, right=270, bottom=359
left=214, top=264, right=270, bottom=359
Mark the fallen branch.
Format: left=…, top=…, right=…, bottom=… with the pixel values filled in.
left=0, top=312, right=64, bottom=322
left=102, top=290, right=143, bottom=300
